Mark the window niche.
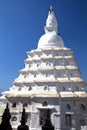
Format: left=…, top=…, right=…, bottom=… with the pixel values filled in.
left=24, top=74, right=26, bottom=78
left=29, top=64, right=31, bottom=68
left=46, top=62, right=49, bottom=66
left=45, top=73, right=48, bottom=77
left=34, top=74, right=36, bottom=78
left=56, top=61, right=60, bottom=66
left=61, top=86, right=66, bottom=91
left=37, top=63, right=39, bottom=67
left=66, top=104, right=71, bottom=111
left=80, top=104, right=86, bottom=111
left=65, top=114, right=72, bottom=126
left=70, top=73, right=73, bottom=77
left=18, top=87, right=21, bottom=91
left=28, top=86, right=32, bottom=91
left=23, top=103, right=28, bottom=108
left=56, top=53, right=59, bottom=56
left=44, top=85, right=49, bottom=91
left=80, top=119, right=86, bottom=126
left=65, top=61, right=69, bottom=66
left=75, top=86, right=79, bottom=92
left=42, top=101, right=48, bottom=106
left=65, top=52, right=68, bottom=56
left=11, top=116, right=17, bottom=121
left=57, top=73, right=61, bottom=77
left=12, top=103, right=16, bottom=108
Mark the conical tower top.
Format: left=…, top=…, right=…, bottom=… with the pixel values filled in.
left=38, top=6, right=64, bottom=48
left=45, top=6, right=58, bottom=33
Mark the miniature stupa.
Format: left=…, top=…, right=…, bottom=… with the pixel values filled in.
left=2, top=6, right=87, bottom=130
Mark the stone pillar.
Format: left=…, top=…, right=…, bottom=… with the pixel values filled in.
left=30, top=111, right=39, bottom=129
left=53, top=113, right=60, bottom=129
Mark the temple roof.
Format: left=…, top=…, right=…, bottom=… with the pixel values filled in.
left=2, top=6, right=87, bottom=99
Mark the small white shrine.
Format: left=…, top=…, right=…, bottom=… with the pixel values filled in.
left=1, top=6, right=87, bottom=130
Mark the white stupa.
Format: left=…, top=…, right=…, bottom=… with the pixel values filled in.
left=1, top=6, right=87, bottom=130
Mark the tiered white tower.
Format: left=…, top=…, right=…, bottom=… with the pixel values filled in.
left=2, top=6, right=87, bottom=130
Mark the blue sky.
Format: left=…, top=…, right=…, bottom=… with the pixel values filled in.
left=0, top=0, right=87, bottom=91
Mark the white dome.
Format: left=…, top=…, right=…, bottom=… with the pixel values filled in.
left=38, top=31, right=64, bottom=48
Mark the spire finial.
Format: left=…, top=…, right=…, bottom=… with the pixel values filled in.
left=49, top=6, right=54, bottom=14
